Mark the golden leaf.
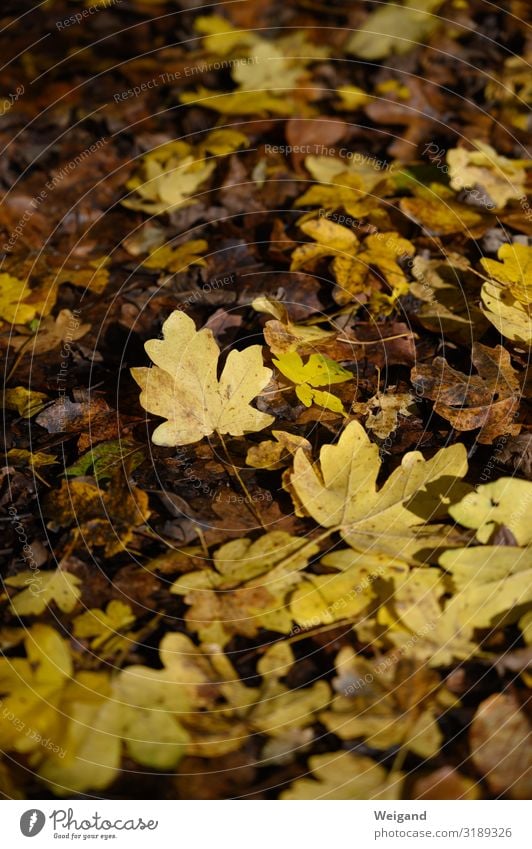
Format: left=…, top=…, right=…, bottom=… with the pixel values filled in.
left=131, top=310, right=273, bottom=446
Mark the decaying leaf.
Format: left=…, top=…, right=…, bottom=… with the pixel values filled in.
left=246, top=430, right=311, bottom=470
left=352, top=388, right=415, bottom=439
left=0, top=273, right=49, bottom=324
left=470, top=693, right=532, bottom=799
left=481, top=279, right=532, bottom=345
left=321, top=647, right=454, bottom=758
left=131, top=310, right=274, bottom=445
left=411, top=343, right=522, bottom=444
left=142, top=239, right=208, bottom=272
left=64, top=439, right=145, bottom=481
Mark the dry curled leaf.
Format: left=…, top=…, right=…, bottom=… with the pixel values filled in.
left=412, top=343, right=522, bottom=444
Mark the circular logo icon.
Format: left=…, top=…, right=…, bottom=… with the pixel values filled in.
left=20, top=810, right=46, bottom=837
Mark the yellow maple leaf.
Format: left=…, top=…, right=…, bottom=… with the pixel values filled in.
left=289, top=420, right=468, bottom=560
left=346, top=0, right=444, bottom=59
left=6, top=569, right=81, bottom=616
left=273, top=350, right=352, bottom=413
left=194, top=14, right=258, bottom=56
left=447, top=141, right=529, bottom=209
left=180, top=85, right=299, bottom=116
left=142, top=239, right=208, bottom=272
left=281, top=751, right=402, bottom=799
left=124, top=143, right=216, bottom=215
left=3, top=387, right=48, bottom=418
left=171, top=532, right=319, bottom=644
left=480, top=279, right=532, bottom=345
left=481, top=243, right=532, bottom=305
left=131, top=310, right=273, bottom=446
left=0, top=273, right=46, bottom=324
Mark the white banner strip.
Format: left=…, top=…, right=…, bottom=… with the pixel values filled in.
left=2, top=800, right=529, bottom=848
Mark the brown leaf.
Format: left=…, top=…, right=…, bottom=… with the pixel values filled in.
left=412, top=343, right=521, bottom=444
left=413, top=766, right=480, bottom=800
left=470, top=692, right=532, bottom=799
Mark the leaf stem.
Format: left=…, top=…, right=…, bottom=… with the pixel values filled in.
left=216, top=433, right=269, bottom=532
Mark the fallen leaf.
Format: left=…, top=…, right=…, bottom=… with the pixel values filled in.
left=411, top=343, right=522, bottom=444
left=481, top=278, right=532, bottom=346
left=44, top=473, right=150, bottom=557
left=131, top=310, right=273, bottom=446
left=481, top=242, right=532, bottom=305
left=171, top=532, right=319, bottom=644
left=6, top=309, right=90, bottom=354
left=64, top=439, right=145, bottom=482
left=273, top=350, right=352, bottom=413
left=448, top=477, right=532, bottom=545
left=470, top=693, right=532, bottom=798
left=289, top=420, right=468, bottom=560
left=346, top=0, right=444, bottom=60
left=281, top=751, right=402, bottom=800
left=321, top=647, right=451, bottom=758
left=413, top=766, right=480, bottom=800
left=400, top=195, right=489, bottom=236
left=72, top=601, right=136, bottom=651
left=142, top=239, right=208, bottom=272
left=353, top=389, right=415, bottom=439
left=6, top=569, right=81, bottom=616
left=4, top=387, right=48, bottom=418
left=447, top=141, right=529, bottom=209
left=409, top=253, right=489, bottom=342
left=123, top=141, right=216, bottom=215
left=0, top=273, right=48, bottom=324
left=246, top=430, right=312, bottom=470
